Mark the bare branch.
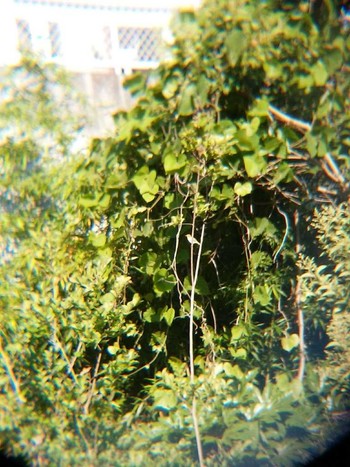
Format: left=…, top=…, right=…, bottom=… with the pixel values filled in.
left=323, top=153, right=346, bottom=185
left=83, top=347, right=102, bottom=415
left=0, top=337, right=25, bottom=404
left=294, top=211, right=305, bottom=383
left=268, top=105, right=311, bottom=133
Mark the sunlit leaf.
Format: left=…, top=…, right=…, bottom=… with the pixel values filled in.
left=281, top=334, right=300, bottom=352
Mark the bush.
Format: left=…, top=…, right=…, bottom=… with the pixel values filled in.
left=0, top=1, right=349, bottom=465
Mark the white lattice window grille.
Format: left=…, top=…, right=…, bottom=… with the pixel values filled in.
left=16, top=19, right=32, bottom=52
left=48, top=22, right=62, bottom=58
left=117, top=27, right=161, bottom=62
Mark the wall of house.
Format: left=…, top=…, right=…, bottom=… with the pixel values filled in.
left=0, top=0, right=200, bottom=137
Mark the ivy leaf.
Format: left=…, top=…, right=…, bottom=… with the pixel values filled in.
left=225, top=29, right=247, bottom=66
left=230, top=348, right=247, bottom=359
left=310, top=61, right=328, bottom=87
left=231, top=325, right=246, bottom=342
left=79, top=195, right=99, bottom=208
left=162, top=307, right=175, bottom=326
left=281, top=334, right=300, bottom=352
left=178, top=84, right=196, bottom=116
left=152, top=388, right=177, bottom=411
left=234, top=181, right=252, bottom=197
left=249, top=99, right=270, bottom=117
left=153, top=268, right=176, bottom=295
left=132, top=166, right=159, bottom=202
left=197, top=75, right=211, bottom=105
left=162, top=77, right=179, bottom=99
left=89, top=232, right=106, bottom=248
left=163, top=152, right=187, bottom=174
left=243, top=154, right=267, bottom=177
left=250, top=217, right=277, bottom=239
left=253, top=285, right=271, bottom=306
left=144, top=308, right=161, bottom=323
left=273, top=162, right=294, bottom=184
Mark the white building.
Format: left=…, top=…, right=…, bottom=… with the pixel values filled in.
left=0, top=0, right=200, bottom=134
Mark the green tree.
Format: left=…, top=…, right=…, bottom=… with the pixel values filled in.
left=0, top=1, right=349, bottom=465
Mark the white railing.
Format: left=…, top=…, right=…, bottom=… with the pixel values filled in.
left=0, top=0, right=200, bottom=73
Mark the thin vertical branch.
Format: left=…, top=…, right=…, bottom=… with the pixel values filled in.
left=294, top=210, right=305, bottom=382
left=191, top=396, right=205, bottom=467
left=188, top=174, right=205, bottom=467
left=0, top=337, right=25, bottom=404
left=51, top=321, right=79, bottom=385
left=189, top=220, right=206, bottom=382
left=83, top=347, right=102, bottom=415
left=171, top=187, right=190, bottom=304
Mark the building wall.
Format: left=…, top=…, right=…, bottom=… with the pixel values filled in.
left=0, top=0, right=200, bottom=137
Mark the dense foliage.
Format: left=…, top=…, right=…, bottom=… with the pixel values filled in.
left=0, top=1, right=349, bottom=465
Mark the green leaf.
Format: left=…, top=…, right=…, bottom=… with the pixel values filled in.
left=196, top=276, right=210, bottom=295
left=139, top=251, right=160, bottom=275
left=79, top=195, right=99, bottom=208
left=178, top=84, right=196, bottom=116
left=99, top=194, right=111, bottom=209
left=153, top=268, right=176, bottom=295
left=306, top=133, right=317, bottom=157
left=144, top=308, right=161, bottom=323
left=249, top=99, right=270, bottom=117
left=162, top=76, right=179, bottom=99
left=310, top=61, right=328, bottom=87
left=253, top=285, right=271, bottom=306
left=281, top=334, right=300, bottom=352
left=132, top=166, right=159, bottom=202
left=225, top=29, right=247, bottom=66
left=197, top=75, right=211, bottom=105
left=297, top=74, right=314, bottom=89
left=100, top=292, right=115, bottom=304
left=152, top=388, right=177, bottom=411
left=323, top=48, right=343, bottom=74
left=123, top=72, right=146, bottom=96
left=89, top=232, right=106, bottom=248
left=234, top=181, right=252, bottom=197
left=163, top=152, right=187, bottom=174
left=250, top=217, right=277, bottom=239
left=236, top=130, right=259, bottom=151
left=230, top=348, right=247, bottom=359
left=162, top=307, right=175, bottom=326
left=273, top=162, right=294, bottom=184
left=231, top=325, right=246, bottom=341
left=243, top=154, right=267, bottom=177
left=223, top=363, right=244, bottom=379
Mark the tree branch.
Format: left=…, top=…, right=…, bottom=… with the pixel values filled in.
left=0, top=337, right=25, bottom=404
left=294, top=211, right=305, bottom=383
left=268, top=105, right=311, bottom=133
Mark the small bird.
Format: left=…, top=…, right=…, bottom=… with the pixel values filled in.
left=185, top=234, right=200, bottom=246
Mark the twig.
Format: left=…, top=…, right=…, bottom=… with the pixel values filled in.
left=323, top=153, right=346, bottom=185
left=171, top=187, right=191, bottom=305
left=70, top=340, right=83, bottom=370
left=189, top=220, right=206, bottom=381
left=269, top=106, right=346, bottom=188
left=191, top=396, right=205, bottom=467
left=0, top=337, right=25, bottom=403
left=83, top=347, right=102, bottom=415
left=294, top=211, right=305, bottom=382
left=126, top=342, right=165, bottom=377
left=51, top=322, right=79, bottom=385
left=188, top=174, right=205, bottom=467
left=273, top=207, right=289, bottom=263
left=268, top=105, right=311, bottom=133
left=74, top=414, right=93, bottom=457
